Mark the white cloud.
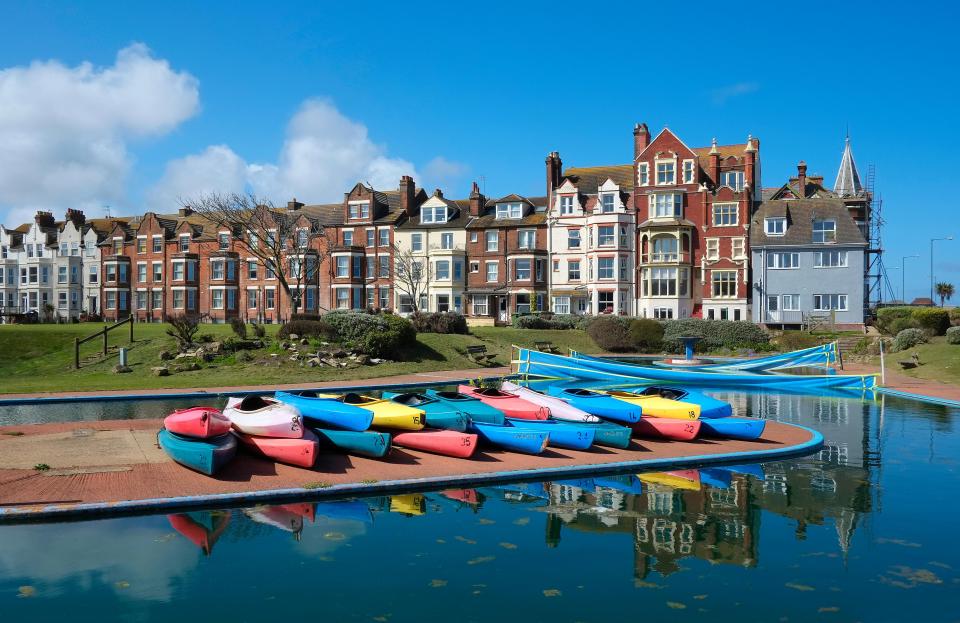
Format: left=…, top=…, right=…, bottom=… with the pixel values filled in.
left=0, top=44, right=200, bottom=224
left=710, top=82, right=759, bottom=105
left=149, top=98, right=423, bottom=209
left=422, top=156, right=470, bottom=191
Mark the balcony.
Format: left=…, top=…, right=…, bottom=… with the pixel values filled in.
left=640, top=251, right=692, bottom=265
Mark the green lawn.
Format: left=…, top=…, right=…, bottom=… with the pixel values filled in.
left=871, top=336, right=960, bottom=385
left=0, top=323, right=609, bottom=394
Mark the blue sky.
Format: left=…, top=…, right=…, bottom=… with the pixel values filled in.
left=1, top=0, right=957, bottom=302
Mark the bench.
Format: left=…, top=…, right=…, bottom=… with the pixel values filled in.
left=898, top=353, right=921, bottom=370
left=534, top=340, right=559, bottom=353
left=465, top=345, right=497, bottom=366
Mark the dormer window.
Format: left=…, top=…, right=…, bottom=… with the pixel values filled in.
left=349, top=202, right=370, bottom=220
left=496, top=202, right=523, bottom=219
left=656, top=161, right=675, bottom=185
left=218, top=232, right=230, bottom=250
left=559, top=196, right=573, bottom=215
left=297, top=228, right=308, bottom=248
left=638, top=163, right=649, bottom=186
left=600, top=193, right=616, bottom=213
left=179, top=234, right=190, bottom=252
left=812, top=219, right=837, bottom=244
left=765, top=217, right=786, bottom=236
left=112, top=239, right=123, bottom=254
left=650, top=193, right=682, bottom=219
left=721, top=171, right=745, bottom=191
left=682, top=160, right=695, bottom=184
left=421, top=206, right=448, bottom=224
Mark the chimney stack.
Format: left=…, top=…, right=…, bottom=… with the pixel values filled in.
left=34, top=211, right=55, bottom=228
left=545, top=151, right=563, bottom=197
left=65, top=208, right=86, bottom=226
left=469, top=181, right=485, bottom=217
left=797, top=161, right=807, bottom=198
left=709, top=138, right=721, bottom=185
left=179, top=206, right=193, bottom=217
left=633, top=123, right=650, bottom=161
left=399, top=175, right=417, bottom=216
left=287, top=197, right=304, bottom=211
left=433, top=188, right=443, bottom=198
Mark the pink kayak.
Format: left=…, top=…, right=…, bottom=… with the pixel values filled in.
left=164, top=406, right=232, bottom=439
left=393, top=430, right=479, bottom=458
left=457, top=385, right=549, bottom=420
left=631, top=418, right=701, bottom=441
left=233, top=428, right=319, bottom=468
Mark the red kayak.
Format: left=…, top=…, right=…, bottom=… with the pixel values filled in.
left=393, top=430, right=479, bottom=458
left=631, top=417, right=701, bottom=441
left=442, top=488, right=482, bottom=505
left=233, top=428, right=319, bottom=468
left=164, top=406, right=232, bottom=439
left=167, top=511, right=231, bottom=555
left=457, top=385, right=549, bottom=420
left=279, top=503, right=316, bottom=523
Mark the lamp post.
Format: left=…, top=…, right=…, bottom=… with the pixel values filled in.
left=930, top=236, right=955, bottom=302
left=902, top=255, right=919, bottom=303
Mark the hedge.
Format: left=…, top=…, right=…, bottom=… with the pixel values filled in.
left=411, top=311, right=469, bottom=334
left=912, top=308, right=950, bottom=336
left=891, top=328, right=928, bottom=352
left=586, top=317, right=634, bottom=351
left=629, top=318, right=664, bottom=350
left=947, top=326, right=960, bottom=345
left=951, top=308, right=960, bottom=326
left=661, top=318, right=770, bottom=352
left=876, top=307, right=915, bottom=334
left=877, top=306, right=950, bottom=336
left=323, top=311, right=417, bottom=358
left=512, top=314, right=587, bottom=330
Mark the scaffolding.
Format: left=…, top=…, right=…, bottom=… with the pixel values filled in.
left=864, top=164, right=895, bottom=313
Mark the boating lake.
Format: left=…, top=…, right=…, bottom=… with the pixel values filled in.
left=2, top=385, right=959, bottom=621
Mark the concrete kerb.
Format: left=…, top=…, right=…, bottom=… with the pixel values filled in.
left=0, top=424, right=824, bottom=524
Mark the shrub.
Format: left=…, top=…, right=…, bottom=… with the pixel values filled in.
left=549, top=314, right=587, bottom=330
left=323, top=311, right=416, bottom=358
left=876, top=306, right=916, bottom=335
left=235, top=350, right=254, bottom=362
left=513, top=314, right=550, bottom=330
left=251, top=322, right=266, bottom=338
left=661, top=318, right=769, bottom=352
left=912, top=308, right=950, bottom=336
left=586, top=317, right=634, bottom=352
left=950, top=308, right=960, bottom=326
left=629, top=318, right=664, bottom=351
left=411, top=311, right=469, bottom=334
left=278, top=319, right=335, bottom=340
left=230, top=317, right=248, bottom=339
left=512, top=314, right=587, bottom=330
left=775, top=331, right=822, bottom=351
left=166, top=315, right=199, bottom=349
left=891, top=328, right=928, bottom=352
left=290, top=313, right=324, bottom=322
left=947, top=326, right=960, bottom=345
left=886, top=316, right=918, bottom=336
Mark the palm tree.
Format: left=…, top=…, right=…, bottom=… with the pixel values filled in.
left=935, top=282, right=955, bottom=307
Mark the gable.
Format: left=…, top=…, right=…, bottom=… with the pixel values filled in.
left=640, top=127, right=697, bottom=160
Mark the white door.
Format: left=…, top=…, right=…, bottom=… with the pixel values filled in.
left=498, top=297, right=509, bottom=322
left=765, top=295, right=780, bottom=322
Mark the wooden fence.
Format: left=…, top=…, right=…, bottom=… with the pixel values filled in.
left=74, top=316, right=134, bottom=369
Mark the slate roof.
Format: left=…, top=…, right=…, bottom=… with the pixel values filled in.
left=750, top=198, right=867, bottom=247
left=691, top=143, right=747, bottom=161
left=561, top=164, right=635, bottom=193
left=467, top=196, right=549, bottom=229
left=397, top=197, right=472, bottom=229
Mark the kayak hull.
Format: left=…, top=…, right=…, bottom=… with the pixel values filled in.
left=317, top=393, right=424, bottom=430
left=164, top=407, right=232, bottom=439
left=698, top=417, right=766, bottom=441
left=224, top=396, right=304, bottom=438
left=505, top=418, right=595, bottom=450
left=233, top=428, right=319, bottom=468
left=312, top=427, right=392, bottom=458
left=158, top=429, right=237, bottom=476
left=577, top=421, right=633, bottom=449
left=424, top=390, right=507, bottom=425
left=544, top=387, right=642, bottom=423
left=500, top=381, right=599, bottom=422
left=381, top=392, right=469, bottom=432
left=393, top=430, right=479, bottom=458
left=458, top=385, right=549, bottom=420
left=274, top=391, right=374, bottom=432
left=603, top=390, right=700, bottom=420
left=630, top=417, right=701, bottom=441
left=469, top=421, right=549, bottom=454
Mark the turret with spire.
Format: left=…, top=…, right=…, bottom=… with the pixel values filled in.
left=834, top=135, right=863, bottom=197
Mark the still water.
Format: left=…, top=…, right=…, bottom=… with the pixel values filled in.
left=2, top=388, right=959, bottom=621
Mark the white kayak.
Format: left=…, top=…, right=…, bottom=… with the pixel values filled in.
left=224, top=395, right=304, bottom=439
left=500, top=381, right=600, bottom=423
left=243, top=506, right=304, bottom=533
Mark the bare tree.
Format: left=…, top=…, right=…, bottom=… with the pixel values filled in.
left=392, top=242, right=431, bottom=313
left=184, top=193, right=328, bottom=317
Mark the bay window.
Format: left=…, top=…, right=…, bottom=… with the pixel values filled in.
left=651, top=267, right=677, bottom=296
left=652, top=237, right=678, bottom=262
left=514, top=259, right=531, bottom=280
left=598, top=257, right=615, bottom=279
left=597, top=225, right=615, bottom=246
left=651, top=193, right=682, bottom=218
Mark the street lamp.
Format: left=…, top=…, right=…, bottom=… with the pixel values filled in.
left=902, top=255, right=919, bottom=303
left=930, top=236, right=955, bottom=302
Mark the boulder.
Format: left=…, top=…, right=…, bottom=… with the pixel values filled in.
left=204, top=341, right=224, bottom=355
left=288, top=333, right=300, bottom=340
left=112, top=364, right=132, bottom=374
left=158, top=350, right=173, bottom=361
left=354, top=354, right=370, bottom=365
left=152, top=366, right=170, bottom=377
left=300, top=338, right=310, bottom=346
left=331, top=348, right=347, bottom=358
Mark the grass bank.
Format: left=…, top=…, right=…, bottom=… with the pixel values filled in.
left=870, top=336, right=960, bottom=386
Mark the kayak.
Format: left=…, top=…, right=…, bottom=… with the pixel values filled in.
left=699, top=416, right=766, bottom=440
left=638, top=470, right=702, bottom=491
left=167, top=511, right=231, bottom=555
left=224, top=395, right=304, bottom=438
left=274, top=390, right=373, bottom=432
left=158, top=429, right=237, bottom=476
left=164, top=406, right=232, bottom=439
left=315, top=500, right=374, bottom=524
left=392, top=430, right=479, bottom=458
left=468, top=421, right=549, bottom=454
left=554, top=477, right=596, bottom=492
left=699, top=468, right=733, bottom=489
left=382, top=392, right=469, bottom=431
left=500, top=381, right=600, bottom=422
left=505, top=418, right=595, bottom=451
left=390, top=493, right=426, bottom=515
left=594, top=473, right=644, bottom=495
left=458, top=385, right=549, bottom=420
left=233, top=428, right=319, bottom=468
left=544, top=387, right=641, bottom=423
left=313, top=393, right=424, bottom=430
left=716, top=463, right=765, bottom=480
left=631, top=417, right=701, bottom=441
left=601, top=389, right=701, bottom=420
left=312, top=427, right=392, bottom=458
left=423, top=390, right=506, bottom=425
left=279, top=503, right=316, bottom=522
left=576, top=420, right=633, bottom=449
left=244, top=506, right=303, bottom=533
left=441, top=489, right=483, bottom=505
left=620, top=386, right=732, bottom=419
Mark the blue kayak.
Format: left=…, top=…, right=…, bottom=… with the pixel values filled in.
left=381, top=391, right=468, bottom=431
left=699, top=468, right=733, bottom=489
left=698, top=416, right=766, bottom=441
left=312, top=427, right=392, bottom=458
left=275, top=390, right=373, bottom=432
left=594, top=473, right=644, bottom=495
left=424, top=389, right=506, bottom=425
left=554, top=477, right=596, bottom=491
left=158, top=429, right=236, bottom=476
left=545, top=387, right=642, bottom=423
left=505, top=418, right=595, bottom=450
left=577, top=421, right=633, bottom=449
left=469, top=421, right=548, bottom=454
left=314, top=500, right=374, bottom=524
left=715, top=463, right=766, bottom=480
left=623, top=385, right=733, bottom=418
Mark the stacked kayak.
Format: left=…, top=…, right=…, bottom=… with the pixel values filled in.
left=614, top=386, right=732, bottom=419
left=458, top=385, right=549, bottom=420
left=469, top=421, right=549, bottom=454
left=500, top=381, right=599, bottom=422
left=382, top=392, right=468, bottom=431
left=545, top=387, right=641, bottom=423
left=164, top=407, right=232, bottom=438
left=159, top=406, right=237, bottom=475
left=505, top=418, right=595, bottom=450
left=601, top=389, right=701, bottom=420
left=393, top=430, right=479, bottom=458
left=224, top=396, right=318, bottom=468
left=317, top=393, right=425, bottom=430
left=424, top=390, right=506, bottom=424
left=313, top=427, right=392, bottom=458
left=274, top=391, right=373, bottom=431
left=233, top=428, right=319, bottom=468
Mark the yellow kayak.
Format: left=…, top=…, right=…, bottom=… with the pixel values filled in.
left=602, top=390, right=700, bottom=420
left=637, top=470, right=702, bottom=491
left=315, top=393, right=425, bottom=430
left=390, top=493, right=426, bottom=515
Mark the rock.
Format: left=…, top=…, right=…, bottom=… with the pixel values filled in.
left=354, top=354, right=370, bottom=365
left=205, top=341, right=224, bottom=355
left=174, top=352, right=193, bottom=360
left=112, top=364, right=132, bottom=374
left=370, top=358, right=384, bottom=365
left=152, top=366, right=170, bottom=377
left=235, top=350, right=253, bottom=363
left=280, top=341, right=290, bottom=349
left=158, top=350, right=173, bottom=361
left=270, top=353, right=279, bottom=357
left=307, top=357, right=322, bottom=367
left=289, top=333, right=300, bottom=340
left=300, top=338, right=309, bottom=346
left=331, top=348, right=347, bottom=358
left=252, top=340, right=264, bottom=349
